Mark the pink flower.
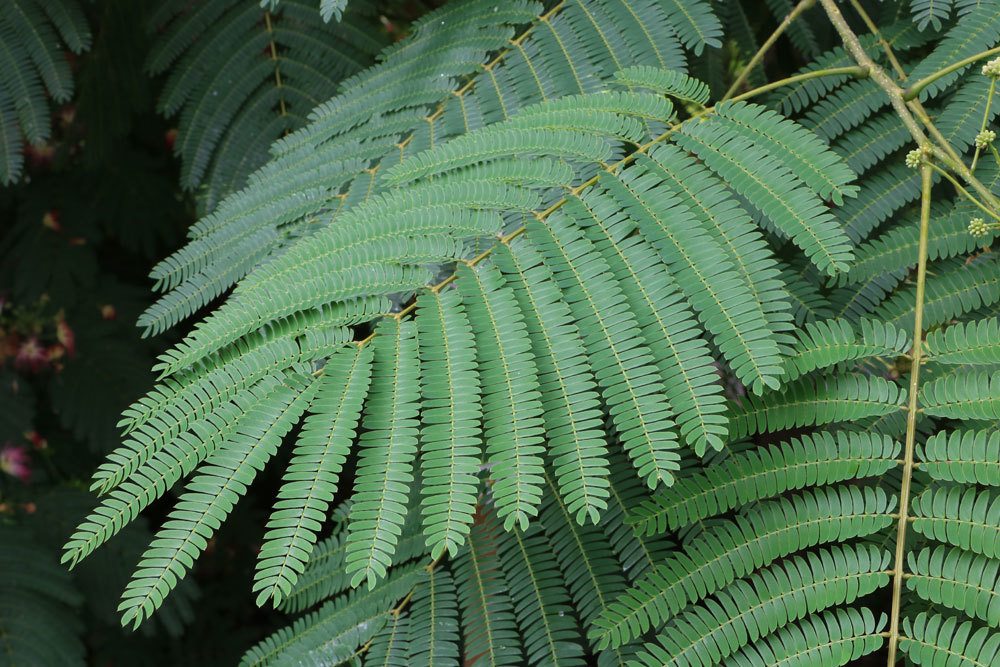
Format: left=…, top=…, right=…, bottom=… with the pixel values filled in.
left=1, top=444, right=31, bottom=483
left=14, top=337, right=48, bottom=372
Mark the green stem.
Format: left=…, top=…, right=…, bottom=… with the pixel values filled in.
left=910, top=102, right=1000, bottom=211
left=971, top=79, right=996, bottom=173
left=847, top=0, right=906, bottom=80
left=886, top=162, right=933, bottom=667
left=819, top=0, right=1000, bottom=219
left=728, top=65, right=869, bottom=103
left=262, top=11, right=288, bottom=117
left=722, top=0, right=815, bottom=101
left=819, top=0, right=928, bottom=142
left=903, top=46, right=1000, bottom=101
left=928, top=163, right=1000, bottom=222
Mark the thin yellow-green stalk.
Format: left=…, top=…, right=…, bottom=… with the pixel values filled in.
left=885, top=160, right=933, bottom=666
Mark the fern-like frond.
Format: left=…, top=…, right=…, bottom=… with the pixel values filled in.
left=539, top=471, right=632, bottom=665
left=407, top=568, right=460, bottom=666
left=726, top=607, right=885, bottom=667
left=836, top=163, right=921, bottom=244
left=607, top=147, right=785, bottom=394
left=68, top=0, right=884, bottom=640
left=632, top=544, right=890, bottom=667
left=906, top=1, right=1000, bottom=100
left=138, top=0, right=542, bottom=326
left=907, top=546, right=1000, bottom=627
left=279, top=513, right=428, bottom=615
left=415, top=288, right=482, bottom=558
left=711, top=101, right=859, bottom=204
left=900, top=612, right=1000, bottom=666
left=728, top=374, right=906, bottom=439
left=149, top=0, right=384, bottom=204
left=673, top=112, right=855, bottom=275
left=845, top=201, right=995, bottom=285
left=576, top=185, right=728, bottom=455
left=919, top=429, right=1000, bottom=486
left=780, top=259, right=834, bottom=324
left=497, top=526, right=586, bottom=665
left=345, top=319, right=420, bottom=589
left=940, top=71, right=1000, bottom=151
left=655, top=141, right=799, bottom=349
left=116, top=372, right=317, bottom=628
left=93, top=303, right=364, bottom=492
left=926, top=317, right=1000, bottom=364
left=0, top=527, right=85, bottom=667
left=765, top=0, right=820, bottom=58
left=922, top=370, right=1000, bottom=420
left=493, top=241, right=611, bottom=524
left=832, top=111, right=911, bottom=175
left=656, top=0, right=721, bottom=55
left=0, top=0, right=90, bottom=184
left=912, top=487, right=1000, bottom=559
left=254, top=346, right=374, bottom=607
left=613, top=65, right=711, bottom=104
left=802, top=79, right=889, bottom=142
left=241, top=564, right=424, bottom=666
left=62, top=373, right=290, bottom=567
left=589, top=485, right=895, bottom=648
left=782, top=317, right=910, bottom=382
left=769, top=33, right=882, bottom=115
left=628, top=431, right=899, bottom=536
left=453, top=513, right=522, bottom=666
left=830, top=271, right=906, bottom=324
left=458, top=263, right=546, bottom=531
left=601, top=454, right=675, bottom=583
left=366, top=614, right=410, bottom=667
left=525, top=211, right=680, bottom=487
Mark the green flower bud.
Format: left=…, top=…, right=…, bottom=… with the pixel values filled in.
left=905, top=148, right=926, bottom=169
left=975, top=129, right=997, bottom=150
left=982, top=57, right=1000, bottom=79
left=968, top=217, right=989, bottom=238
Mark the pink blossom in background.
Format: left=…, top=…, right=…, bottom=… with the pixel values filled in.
left=14, top=337, right=48, bottom=372
left=0, top=444, right=31, bottom=482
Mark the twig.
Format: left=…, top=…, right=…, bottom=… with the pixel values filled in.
left=971, top=79, right=996, bottom=172
left=903, top=45, right=1000, bottom=101
left=818, top=0, right=1000, bottom=217
left=928, top=163, right=1000, bottom=223
left=728, top=65, right=869, bottom=103
left=886, top=161, right=933, bottom=666
left=263, top=12, right=288, bottom=116
left=818, top=0, right=927, bottom=143
left=847, top=0, right=906, bottom=80
left=722, top=0, right=815, bottom=101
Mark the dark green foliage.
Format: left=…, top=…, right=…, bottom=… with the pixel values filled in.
left=0, top=526, right=85, bottom=666
left=148, top=0, right=386, bottom=209
left=0, top=0, right=91, bottom=184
